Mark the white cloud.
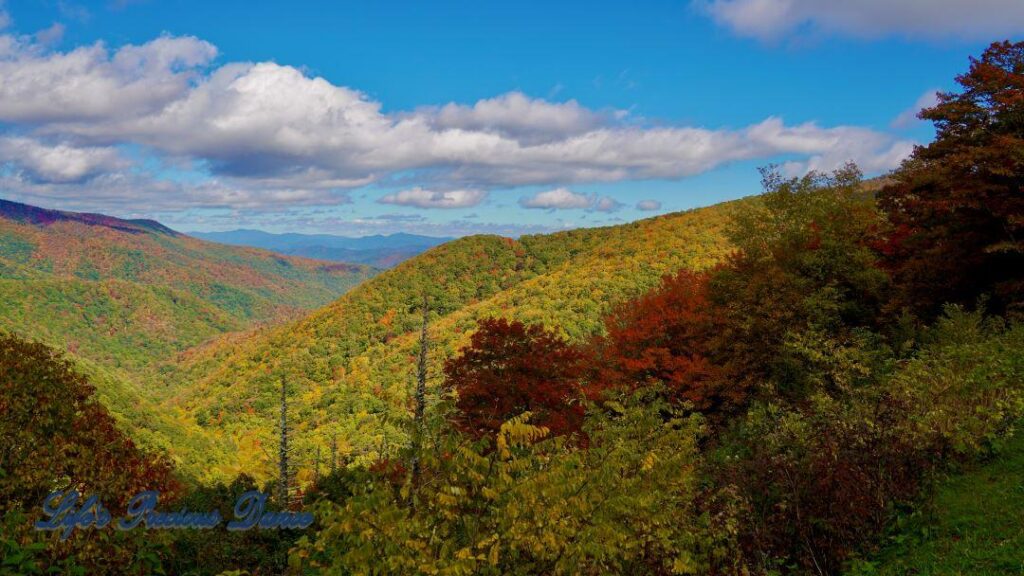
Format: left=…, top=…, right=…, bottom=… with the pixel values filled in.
left=636, top=199, right=662, bottom=211
left=0, top=169, right=351, bottom=213
left=520, top=188, right=593, bottom=209
left=0, top=33, right=216, bottom=123
left=378, top=187, right=486, bottom=209
left=427, top=91, right=606, bottom=144
left=741, top=116, right=915, bottom=175
left=0, top=31, right=917, bottom=211
left=0, top=6, right=11, bottom=31
left=594, top=196, right=624, bottom=212
left=699, top=0, right=1024, bottom=40
left=519, top=188, right=623, bottom=212
left=0, top=136, right=127, bottom=182
left=892, top=89, right=940, bottom=128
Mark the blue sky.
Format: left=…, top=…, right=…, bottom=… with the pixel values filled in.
left=0, top=0, right=1019, bottom=237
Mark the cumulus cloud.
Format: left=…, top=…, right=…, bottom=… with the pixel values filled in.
left=698, top=0, right=1024, bottom=40
left=520, top=188, right=593, bottom=209
left=0, top=33, right=216, bottom=123
left=636, top=199, right=662, bottom=211
left=519, top=188, right=623, bottom=212
left=892, top=90, right=940, bottom=128
left=593, top=196, right=624, bottom=212
left=0, top=137, right=127, bottom=182
left=427, top=91, right=607, bottom=144
left=4, top=175, right=353, bottom=213
left=378, top=187, right=486, bottom=209
left=745, top=117, right=917, bottom=176
left=0, top=30, right=917, bottom=212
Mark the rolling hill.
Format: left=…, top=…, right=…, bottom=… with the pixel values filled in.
left=165, top=201, right=739, bottom=479
left=0, top=198, right=376, bottom=478
left=191, top=229, right=451, bottom=268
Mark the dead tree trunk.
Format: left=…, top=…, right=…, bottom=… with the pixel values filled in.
left=410, top=294, right=429, bottom=493
left=313, top=445, right=321, bottom=486
left=329, top=433, right=338, bottom=474
left=278, top=375, right=290, bottom=507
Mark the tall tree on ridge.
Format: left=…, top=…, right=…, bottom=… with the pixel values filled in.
left=329, top=433, right=338, bottom=474
left=314, top=445, right=321, bottom=486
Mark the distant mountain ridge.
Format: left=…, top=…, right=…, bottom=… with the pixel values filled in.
left=192, top=229, right=452, bottom=268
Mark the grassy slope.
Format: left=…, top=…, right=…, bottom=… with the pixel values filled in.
left=166, top=202, right=738, bottom=479
left=862, top=430, right=1024, bottom=575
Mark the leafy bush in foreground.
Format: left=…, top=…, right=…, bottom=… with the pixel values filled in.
left=297, top=393, right=740, bottom=575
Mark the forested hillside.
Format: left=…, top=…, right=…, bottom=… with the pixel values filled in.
left=0, top=199, right=376, bottom=375
left=167, top=202, right=737, bottom=478
left=0, top=199, right=375, bottom=477
left=0, top=199, right=374, bottom=317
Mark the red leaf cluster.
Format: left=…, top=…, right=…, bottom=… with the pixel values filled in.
left=445, top=318, right=586, bottom=439
left=591, top=270, right=737, bottom=414
left=878, top=40, right=1024, bottom=316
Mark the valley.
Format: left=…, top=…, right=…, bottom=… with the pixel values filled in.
left=166, top=201, right=737, bottom=479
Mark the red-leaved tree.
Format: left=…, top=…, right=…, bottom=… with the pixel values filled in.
left=878, top=40, right=1024, bottom=316
left=591, top=270, right=739, bottom=415
left=445, top=318, right=586, bottom=439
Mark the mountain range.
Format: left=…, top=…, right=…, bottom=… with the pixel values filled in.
left=191, top=229, right=451, bottom=268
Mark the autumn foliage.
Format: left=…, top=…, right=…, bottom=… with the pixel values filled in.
left=4, top=39, right=1024, bottom=576
left=878, top=40, right=1024, bottom=317
left=592, top=269, right=739, bottom=414
left=0, top=332, right=180, bottom=573
left=0, top=333, right=179, bottom=514
left=278, top=40, right=1024, bottom=575
left=445, top=317, right=587, bottom=439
